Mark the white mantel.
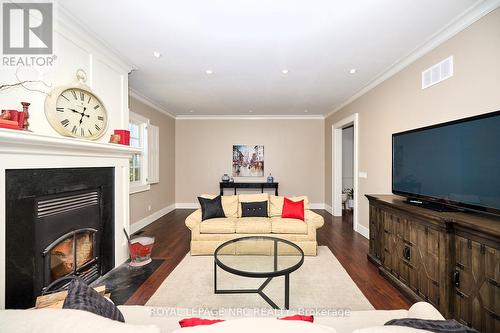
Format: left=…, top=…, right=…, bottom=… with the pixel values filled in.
left=0, top=128, right=141, bottom=158
left=0, top=129, right=141, bottom=309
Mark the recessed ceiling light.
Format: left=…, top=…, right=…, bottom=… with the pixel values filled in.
left=249, top=110, right=253, bottom=113
left=281, top=69, right=289, bottom=74
left=205, top=69, right=213, bottom=75
left=153, top=51, right=162, bottom=58
left=349, top=68, right=357, bottom=74
left=304, top=110, right=309, bottom=113
left=189, top=110, right=194, bottom=113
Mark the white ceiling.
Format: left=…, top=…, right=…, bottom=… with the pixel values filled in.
left=59, top=0, right=484, bottom=116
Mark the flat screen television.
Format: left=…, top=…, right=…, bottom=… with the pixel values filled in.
left=392, top=110, right=500, bottom=215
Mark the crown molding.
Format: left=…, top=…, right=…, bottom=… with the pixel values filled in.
left=54, top=2, right=136, bottom=73
left=129, top=88, right=176, bottom=119
left=325, top=0, right=500, bottom=119
left=175, top=114, right=325, bottom=120
left=129, top=89, right=324, bottom=120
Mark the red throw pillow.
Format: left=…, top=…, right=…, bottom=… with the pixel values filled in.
left=179, top=318, right=225, bottom=328
left=281, top=197, right=305, bottom=221
left=279, top=315, right=314, bottom=322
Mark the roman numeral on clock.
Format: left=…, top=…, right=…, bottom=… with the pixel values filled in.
left=98, top=116, right=104, bottom=121
left=80, top=91, right=85, bottom=101
left=56, top=107, right=64, bottom=112
left=71, top=90, right=77, bottom=100
left=61, top=119, right=70, bottom=127
left=95, top=124, right=101, bottom=131
left=72, top=125, right=77, bottom=134
left=81, top=128, right=85, bottom=136
left=94, top=105, right=100, bottom=110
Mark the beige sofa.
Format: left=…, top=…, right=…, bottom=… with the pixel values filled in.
left=185, top=193, right=324, bottom=256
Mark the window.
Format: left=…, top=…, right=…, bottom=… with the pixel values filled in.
left=129, top=112, right=150, bottom=194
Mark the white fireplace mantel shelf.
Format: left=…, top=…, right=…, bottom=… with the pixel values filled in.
left=0, top=128, right=142, bottom=158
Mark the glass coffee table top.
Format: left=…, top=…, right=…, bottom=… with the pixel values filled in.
left=213, top=236, right=305, bottom=309
left=214, top=236, right=304, bottom=277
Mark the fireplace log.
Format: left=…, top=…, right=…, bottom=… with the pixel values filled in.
left=34, top=285, right=106, bottom=309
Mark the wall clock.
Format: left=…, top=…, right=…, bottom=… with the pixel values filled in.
left=44, top=69, right=108, bottom=140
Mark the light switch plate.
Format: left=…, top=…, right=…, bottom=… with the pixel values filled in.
left=359, top=171, right=368, bottom=178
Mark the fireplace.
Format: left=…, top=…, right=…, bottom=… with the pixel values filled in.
left=5, top=168, right=114, bottom=309
left=37, top=189, right=101, bottom=292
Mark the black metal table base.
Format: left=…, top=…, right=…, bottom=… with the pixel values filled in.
left=214, top=262, right=290, bottom=309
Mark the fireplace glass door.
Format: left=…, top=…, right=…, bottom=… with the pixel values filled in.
left=44, top=228, right=99, bottom=290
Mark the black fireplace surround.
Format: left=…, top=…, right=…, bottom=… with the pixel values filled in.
left=5, top=168, right=115, bottom=309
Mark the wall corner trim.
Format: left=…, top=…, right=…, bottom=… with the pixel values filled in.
left=129, top=89, right=176, bottom=119
left=130, top=204, right=175, bottom=234
left=324, top=0, right=500, bottom=119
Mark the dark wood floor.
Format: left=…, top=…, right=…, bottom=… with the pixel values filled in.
left=124, top=209, right=411, bottom=309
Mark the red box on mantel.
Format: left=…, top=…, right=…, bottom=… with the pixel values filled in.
left=0, top=110, right=23, bottom=130
left=114, top=129, right=130, bottom=145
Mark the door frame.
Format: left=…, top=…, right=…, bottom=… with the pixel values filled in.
left=331, top=113, right=360, bottom=233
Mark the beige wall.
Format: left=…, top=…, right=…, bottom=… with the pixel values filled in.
left=129, top=97, right=176, bottom=225
left=325, top=9, right=500, bottom=230
left=176, top=119, right=325, bottom=204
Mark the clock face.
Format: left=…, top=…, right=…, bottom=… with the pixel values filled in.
left=54, top=88, right=108, bottom=139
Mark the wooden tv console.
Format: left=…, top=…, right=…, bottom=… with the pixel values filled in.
left=366, top=194, right=499, bottom=333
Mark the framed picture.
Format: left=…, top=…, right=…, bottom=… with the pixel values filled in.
left=232, top=145, right=264, bottom=177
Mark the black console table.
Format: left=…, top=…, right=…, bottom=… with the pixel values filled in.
left=220, top=182, right=279, bottom=196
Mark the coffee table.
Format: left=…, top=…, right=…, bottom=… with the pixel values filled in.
left=214, top=236, right=304, bottom=309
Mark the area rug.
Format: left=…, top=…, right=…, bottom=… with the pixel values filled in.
left=146, top=246, right=373, bottom=310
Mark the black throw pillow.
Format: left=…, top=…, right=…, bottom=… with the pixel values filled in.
left=241, top=201, right=268, bottom=217
left=385, top=318, right=479, bottom=333
left=198, top=195, right=226, bottom=221
left=63, top=278, right=124, bottom=322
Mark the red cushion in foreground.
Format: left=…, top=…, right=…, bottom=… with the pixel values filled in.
left=279, top=315, right=314, bottom=322
left=281, top=197, right=305, bottom=221
left=179, top=318, right=225, bottom=327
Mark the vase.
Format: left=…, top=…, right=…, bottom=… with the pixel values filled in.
left=267, top=173, right=274, bottom=183
left=221, top=174, right=230, bottom=182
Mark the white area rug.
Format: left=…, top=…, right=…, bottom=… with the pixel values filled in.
left=146, top=246, right=374, bottom=311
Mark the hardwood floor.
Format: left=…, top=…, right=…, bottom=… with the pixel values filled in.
left=125, top=209, right=192, bottom=305
left=124, top=209, right=411, bottom=309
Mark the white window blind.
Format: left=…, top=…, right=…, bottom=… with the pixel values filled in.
left=148, top=124, right=160, bottom=184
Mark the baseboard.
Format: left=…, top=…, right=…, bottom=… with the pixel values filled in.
left=175, top=203, right=199, bottom=209
left=130, top=204, right=175, bottom=234
left=309, top=203, right=325, bottom=210
left=324, top=204, right=333, bottom=215
left=356, top=223, right=369, bottom=239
